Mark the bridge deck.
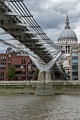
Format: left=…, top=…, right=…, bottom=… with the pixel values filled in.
left=0, top=0, right=59, bottom=63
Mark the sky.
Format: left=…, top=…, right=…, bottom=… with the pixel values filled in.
left=0, top=0, right=80, bottom=52
left=24, top=0, right=80, bottom=42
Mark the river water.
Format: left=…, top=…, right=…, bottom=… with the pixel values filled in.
left=0, top=95, right=80, bottom=120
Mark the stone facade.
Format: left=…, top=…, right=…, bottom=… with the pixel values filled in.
left=57, top=14, right=78, bottom=80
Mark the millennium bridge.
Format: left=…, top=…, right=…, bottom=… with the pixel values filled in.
left=0, top=0, right=65, bottom=95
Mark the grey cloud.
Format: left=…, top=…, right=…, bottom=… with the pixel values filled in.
left=53, top=0, right=80, bottom=13
left=45, top=28, right=61, bottom=42
left=24, top=0, right=48, bottom=12
left=35, top=13, right=65, bottom=29
left=24, top=0, right=80, bottom=42
left=25, top=0, right=80, bottom=30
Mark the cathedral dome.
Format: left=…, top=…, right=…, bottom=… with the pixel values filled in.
left=58, top=29, right=77, bottom=39
left=58, top=14, right=78, bottom=42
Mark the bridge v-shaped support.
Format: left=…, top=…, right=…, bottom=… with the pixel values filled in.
left=29, top=51, right=64, bottom=83
left=0, top=38, right=64, bottom=83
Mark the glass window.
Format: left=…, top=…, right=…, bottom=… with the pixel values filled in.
left=68, top=46, right=70, bottom=53
left=72, top=72, right=78, bottom=75
left=72, top=65, right=78, bottom=69
left=22, top=59, right=25, bottom=64
left=14, top=65, right=20, bottom=68
left=72, top=53, right=78, bottom=57
left=1, top=72, right=4, bottom=77
left=72, top=48, right=78, bottom=50
left=72, top=75, right=78, bottom=80
left=72, top=59, right=78, bottom=63
left=72, top=69, right=78, bottom=72
left=16, top=71, right=22, bottom=74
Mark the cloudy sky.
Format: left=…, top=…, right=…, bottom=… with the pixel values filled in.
left=0, top=0, right=80, bottom=52
left=24, top=0, right=80, bottom=42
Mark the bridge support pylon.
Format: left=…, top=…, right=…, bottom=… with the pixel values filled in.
left=35, top=71, right=54, bottom=96
left=38, top=71, right=51, bottom=83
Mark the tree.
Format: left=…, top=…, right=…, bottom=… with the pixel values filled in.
left=6, top=66, right=16, bottom=80
left=61, top=65, right=65, bottom=73
left=32, top=69, right=39, bottom=80
left=51, top=64, right=63, bottom=79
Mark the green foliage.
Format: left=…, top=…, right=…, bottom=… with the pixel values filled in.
left=6, top=66, right=16, bottom=80
left=51, top=64, right=64, bottom=79
left=32, top=69, right=39, bottom=80
left=61, top=65, right=65, bottom=73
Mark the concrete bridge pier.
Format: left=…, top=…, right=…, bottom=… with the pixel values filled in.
left=38, top=71, right=51, bottom=83
left=35, top=71, right=54, bottom=96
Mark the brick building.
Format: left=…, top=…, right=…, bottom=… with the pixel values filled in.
left=0, top=49, right=36, bottom=81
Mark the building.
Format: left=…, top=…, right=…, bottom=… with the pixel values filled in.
left=70, top=44, right=80, bottom=80
left=57, top=14, right=78, bottom=80
left=0, top=48, right=36, bottom=81
left=0, top=53, right=8, bottom=80
left=57, top=14, right=78, bottom=53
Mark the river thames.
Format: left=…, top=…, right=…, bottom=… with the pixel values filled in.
left=0, top=95, right=80, bottom=120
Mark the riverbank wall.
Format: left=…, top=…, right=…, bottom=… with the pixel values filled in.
left=0, top=81, right=80, bottom=95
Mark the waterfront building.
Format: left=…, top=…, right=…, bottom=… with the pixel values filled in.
left=57, top=14, right=78, bottom=80
left=0, top=48, right=36, bottom=81
left=70, top=44, right=80, bottom=80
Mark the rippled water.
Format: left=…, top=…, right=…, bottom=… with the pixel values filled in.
left=0, top=95, right=80, bottom=120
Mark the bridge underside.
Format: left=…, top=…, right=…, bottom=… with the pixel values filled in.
left=0, top=0, right=58, bottom=63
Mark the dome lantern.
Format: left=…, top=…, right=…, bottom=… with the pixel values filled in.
left=57, top=14, right=78, bottom=41
left=65, top=14, right=70, bottom=29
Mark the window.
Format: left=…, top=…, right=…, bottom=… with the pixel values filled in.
left=22, top=77, right=26, bottom=80
left=72, top=69, right=78, bottom=72
left=28, top=71, right=32, bottom=75
left=66, top=46, right=67, bottom=53
left=28, top=65, right=31, bottom=69
left=16, top=71, right=22, bottom=74
left=8, top=54, right=11, bottom=57
left=72, top=53, right=78, bottom=57
left=14, top=65, right=20, bottom=68
left=72, top=65, right=78, bottom=69
left=28, top=59, right=31, bottom=63
left=0, top=67, right=5, bottom=69
left=72, top=48, right=78, bottom=50
left=1, top=72, right=4, bottom=77
left=72, top=59, right=78, bottom=63
left=68, top=46, right=70, bottom=53
left=22, top=59, right=25, bottom=64
left=0, top=77, right=4, bottom=80
left=72, top=75, right=78, bottom=80
left=72, top=72, right=78, bottom=75
left=22, top=71, right=26, bottom=74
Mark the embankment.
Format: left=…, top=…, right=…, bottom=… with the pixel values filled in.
left=0, top=81, right=80, bottom=95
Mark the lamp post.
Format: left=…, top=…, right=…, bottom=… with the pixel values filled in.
left=21, top=65, right=24, bottom=80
